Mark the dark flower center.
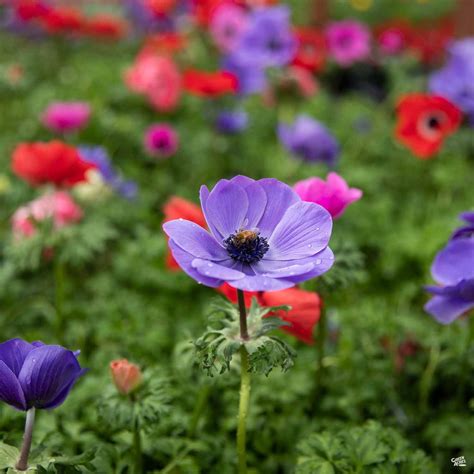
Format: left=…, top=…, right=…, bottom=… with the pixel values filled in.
left=224, top=229, right=269, bottom=264
left=427, top=116, right=441, bottom=129
left=267, top=38, right=282, bottom=52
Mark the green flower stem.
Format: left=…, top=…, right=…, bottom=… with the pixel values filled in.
left=54, top=258, right=66, bottom=343
left=16, top=408, right=36, bottom=471
left=236, top=289, right=251, bottom=474
left=419, top=343, right=441, bottom=414
left=188, top=384, right=211, bottom=437
left=315, top=303, right=327, bottom=395
left=237, top=345, right=250, bottom=474
left=132, top=414, right=142, bottom=474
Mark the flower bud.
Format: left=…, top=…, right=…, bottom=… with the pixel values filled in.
left=110, top=359, right=142, bottom=395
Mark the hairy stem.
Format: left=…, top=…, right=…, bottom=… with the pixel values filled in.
left=237, top=289, right=249, bottom=340
left=237, top=345, right=251, bottom=474
left=16, top=408, right=36, bottom=471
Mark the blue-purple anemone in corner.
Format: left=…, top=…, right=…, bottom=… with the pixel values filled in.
left=163, top=175, right=334, bottom=292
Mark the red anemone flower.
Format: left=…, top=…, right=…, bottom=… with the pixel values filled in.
left=146, top=0, right=177, bottom=16
left=40, top=7, right=84, bottom=34
left=82, top=15, right=127, bottom=39
left=14, top=0, right=50, bottom=21
left=183, top=69, right=238, bottom=97
left=163, top=197, right=207, bottom=270
left=395, top=94, right=462, bottom=159
left=143, top=33, right=187, bottom=56
left=12, top=141, right=95, bottom=187
left=292, top=28, right=326, bottom=73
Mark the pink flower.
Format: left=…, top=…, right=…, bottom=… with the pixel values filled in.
left=326, top=20, right=371, bottom=67
left=144, top=124, right=179, bottom=158
left=110, top=359, right=143, bottom=395
left=12, top=191, right=83, bottom=239
left=41, top=102, right=91, bottom=134
left=125, top=53, right=181, bottom=112
left=294, top=172, right=362, bottom=219
left=210, top=3, right=248, bottom=53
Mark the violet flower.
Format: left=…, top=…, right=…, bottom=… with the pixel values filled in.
left=233, top=6, right=296, bottom=68
left=210, top=3, right=248, bottom=53
left=222, top=54, right=267, bottom=95
left=0, top=338, right=87, bottom=411
left=215, top=110, right=248, bottom=134
left=325, top=20, right=371, bottom=67
left=41, top=102, right=91, bottom=134
left=78, top=146, right=137, bottom=199
left=425, top=238, right=474, bottom=324
left=163, top=175, right=334, bottom=291
left=429, top=38, right=474, bottom=125
left=294, top=172, right=362, bottom=219
left=144, top=124, right=179, bottom=158
left=451, top=211, right=474, bottom=240
left=278, top=115, right=340, bottom=166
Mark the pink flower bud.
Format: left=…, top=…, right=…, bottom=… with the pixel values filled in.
left=110, top=359, right=143, bottom=395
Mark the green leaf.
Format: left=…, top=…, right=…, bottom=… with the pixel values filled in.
left=0, top=442, right=19, bottom=470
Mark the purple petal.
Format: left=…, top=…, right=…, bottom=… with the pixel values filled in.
left=255, top=178, right=300, bottom=236
left=424, top=296, right=474, bottom=324
left=432, top=238, right=474, bottom=286
left=18, top=345, right=85, bottom=410
left=228, top=275, right=295, bottom=292
left=242, top=182, right=267, bottom=228
left=0, top=361, right=27, bottom=410
left=0, top=338, right=36, bottom=376
left=163, top=220, right=228, bottom=259
left=202, top=181, right=249, bottom=240
left=267, top=202, right=332, bottom=259
left=230, top=175, right=255, bottom=186
left=168, top=240, right=223, bottom=287
left=284, top=247, right=335, bottom=283
left=192, top=258, right=245, bottom=280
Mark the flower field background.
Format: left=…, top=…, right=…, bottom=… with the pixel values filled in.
left=0, top=0, right=473, bottom=473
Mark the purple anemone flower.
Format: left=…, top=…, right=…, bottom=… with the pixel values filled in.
left=163, top=175, right=334, bottom=292
left=451, top=211, right=474, bottom=240
left=222, top=54, right=267, bottom=96
left=0, top=339, right=87, bottom=411
left=215, top=110, right=248, bottom=134
left=233, top=6, right=296, bottom=68
left=78, top=146, right=137, bottom=199
left=429, top=38, right=474, bottom=125
left=278, top=115, right=340, bottom=166
left=425, top=238, right=474, bottom=324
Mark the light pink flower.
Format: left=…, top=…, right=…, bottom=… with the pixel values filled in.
left=294, top=172, right=362, bottom=219
left=144, top=123, right=179, bottom=158
left=210, top=3, right=248, bottom=53
left=12, top=191, right=83, bottom=239
left=326, top=20, right=371, bottom=67
left=41, top=102, right=91, bottom=134
left=125, top=53, right=181, bottom=112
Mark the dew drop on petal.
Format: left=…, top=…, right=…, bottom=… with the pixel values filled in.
left=316, top=259, right=322, bottom=265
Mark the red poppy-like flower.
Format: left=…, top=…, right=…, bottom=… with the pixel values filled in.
left=407, top=19, right=453, bottom=65
left=216, top=283, right=321, bottom=345
left=395, top=94, right=462, bottom=159
left=183, top=69, right=238, bottom=97
left=14, top=0, right=50, bottom=21
left=146, top=0, right=177, bottom=16
left=143, top=33, right=187, bottom=56
left=12, top=141, right=95, bottom=187
left=163, top=196, right=207, bottom=270
left=40, top=7, right=84, bottom=34
left=292, top=28, right=326, bottom=73
left=260, top=288, right=321, bottom=345
left=82, top=15, right=127, bottom=39
left=192, top=0, right=226, bottom=27
left=374, top=20, right=411, bottom=56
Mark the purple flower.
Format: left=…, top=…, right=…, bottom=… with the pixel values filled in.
left=429, top=38, right=474, bottom=125
left=144, top=124, right=179, bottom=158
left=163, top=175, right=334, bottom=291
left=78, top=146, right=137, bottom=199
left=451, top=211, right=474, bottom=240
left=41, top=102, right=91, bottom=134
left=210, top=3, right=248, bottom=53
left=425, top=238, right=474, bottom=324
left=215, top=110, right=248, bottom=134
left=233, top=6, right=296, bottom=68
left=278, top=115, right=340, bottom=166
left=222, top=54, right=267, bottom=95
left=0, top=339, right=87, bottom=411
left=326, top=20, right=371, bottom=67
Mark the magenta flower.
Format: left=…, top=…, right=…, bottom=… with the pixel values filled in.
left=163, top=176, right=334, bottom=292
left=210, top=3, right=248, bottom=53
left=294, top=173, right=362, bottom=219
left=41, top=102, right=91, bottom=134
left=144, top=124, right=179, bottom=158
left=325, top=20, right=371, bottom=67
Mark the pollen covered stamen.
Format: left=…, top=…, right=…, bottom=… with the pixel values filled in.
left=224, top=229, right=269, bottom=264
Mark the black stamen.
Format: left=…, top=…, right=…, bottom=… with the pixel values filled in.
left=224, top=230, right=269, bottom=264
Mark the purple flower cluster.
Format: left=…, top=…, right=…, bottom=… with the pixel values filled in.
left=425, top=211, right=474, bottom=324
left=429, top=38, right=474, bottom=125
left=164, top=175, right=334, bottom=292
left=215, top=110, right=248, bottom=134
left=278, top=115, right=340, bottom=166
left=79, top=146, right=138, bottom=199
left=0, top=339, right=87, bottom=411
